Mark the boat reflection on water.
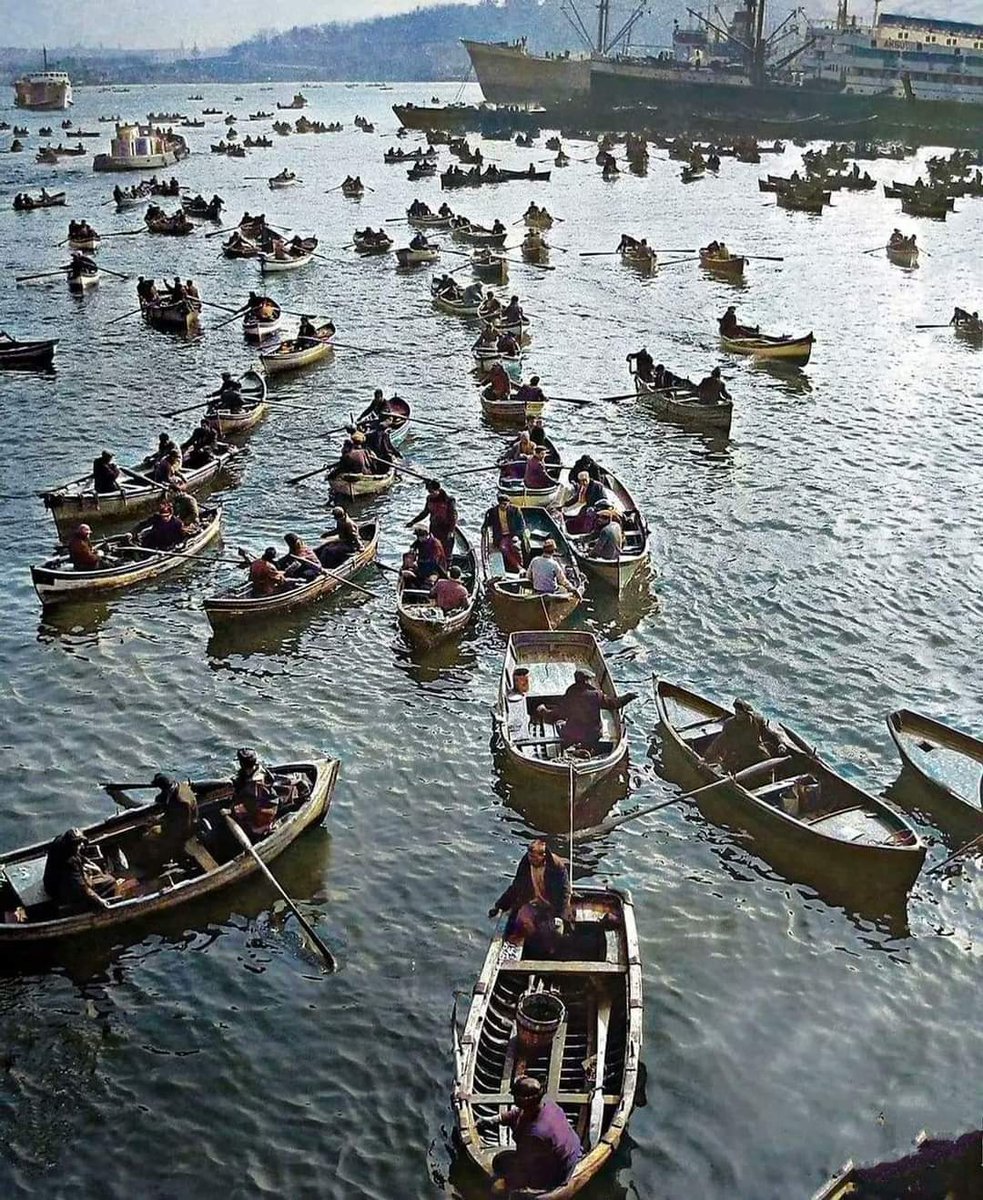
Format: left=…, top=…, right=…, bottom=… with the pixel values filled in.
left=490, top=737, right=626, bottom=837
left=37, top=597, right=115, bottom=643
left=0, top=823, right=336, bottom=982
left=649, top=735, right=912, bottom=937
left=752, top=358, right=815, bottom=397
left=884, top=769, right=973, bottom=856
left=578, top=559, right=659, bottom=641
left=393, top=621, right=481, bottom=686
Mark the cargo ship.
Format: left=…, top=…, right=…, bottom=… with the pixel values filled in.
left=13, top=51, right=72, bottom=111
left=461, top=39, right=590, bottom=104
left=461, top=3, right=983, bottom=139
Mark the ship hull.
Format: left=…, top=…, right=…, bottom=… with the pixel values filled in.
left=463, top=40, right=590, bottom=105
left=588, top=61, right=983, bottom=143
left=14, top=80, right=72, bottom=111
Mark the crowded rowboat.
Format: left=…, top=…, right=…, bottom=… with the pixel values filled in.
left=258, top=319, right=336, bottom=374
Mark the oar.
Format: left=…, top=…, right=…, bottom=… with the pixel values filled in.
left=105, top=306, right=144, bottom=327
left=400, top=412, right=461, bottom=432
left=578, top=251, right=618, bottom=256
left=915, top=323, right=952, bottom=330
left=213, top=305, right=250, bottom=330
left=197, top=297, right=244, bottom=314
left=15, top=268, right=69, bottom=282
left=573, top=757, right=793, bottom=839
left=442, top=462, right=509, bottom=478
left=205, top=225, right=241, bottom=238
left=98, top=266, right=130, bottom=280
left=596, top=391, right=639, bottom=402
left=286, top=554, right=378, bottom=599
left=288, top=463, right=330, bottom=486
left=547, top=395, right=593, bottom=407
left=367, top=451, right=428, bottom=483
left=658, top=257, right=701, bottom=267
left=118, top=464, right=168, bottom=492
left=117, top=543, right=246, bottom=567
left=743, top=255, right=785, bottom=262
left=97, top=228, right=146, bottom=239
left=224, top=814, right=337, bottom=971
left=928, top=831, right=983, bottom=875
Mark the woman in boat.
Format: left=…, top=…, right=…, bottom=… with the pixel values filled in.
left=283, top=533, right=322, bottom=580
left=488, top=839, right=571, bottom=950
left=482, top=1075, right=584, bottom=1196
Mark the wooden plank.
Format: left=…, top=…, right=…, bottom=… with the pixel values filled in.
left=183, top=837, right=220, bottom=873
left=588, top=993, right=612, bottom=1148
left=500, top=959, right=626, bottom=975
left=466, top=1091, right=620, bottom=1107
left=546, top=1008, right=569, bottom=1097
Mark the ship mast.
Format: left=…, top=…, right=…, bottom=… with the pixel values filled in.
left=687, top=1, right=809, bottom=86
left=562, top=0, right=648, bottom=55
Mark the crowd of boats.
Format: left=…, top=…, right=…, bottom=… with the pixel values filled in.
left=1, top=88, right=980, bottom=1199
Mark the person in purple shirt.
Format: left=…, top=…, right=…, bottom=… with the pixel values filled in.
left=483, top=1075, right=583, bottom=1194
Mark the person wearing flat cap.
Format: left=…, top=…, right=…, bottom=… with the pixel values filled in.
left=537, top=669, right=638, bottom=753
left=478, top=1074, right=583, bottom=1194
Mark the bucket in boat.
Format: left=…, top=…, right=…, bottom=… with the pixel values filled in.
left=515, top=991, right=565, bottom=1057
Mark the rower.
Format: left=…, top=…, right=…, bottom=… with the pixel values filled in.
left=497, top=330, right=520, bottom=356
left=93, top=449, right=121, bottom=494
left=401, top=525, right=447, bottom=590
left=298, top=314, right=318, bottom=341
left=502, top=295, right=524, bottom=326
left=483, top=362, right=512, bottom=402
left=283, top=533, right=323, bottom=580
left=141, top=500, right=187, bottom=550
left=168, top=482, right=200, bottom=527
left=130, top=774, right=198, bottom=871
left=409, top=231, right=429, bottom=251
left=208, top=372, right=243, bottom=412
left=230, top=748, right=280, bottom=837
left=247, top=547, right=289, bottom=598
left=528, top=416, right=548, bottom=447
left=536, top=669, right=637, bottom=753
left=523, top=445, right=555, bottom=490
left=627, top=346, right=655, bottom=381
left=364, top=416, right=402, bottom=470
left=152, top=449, right=184, bottom=486
left=181, top=421, right=221, bottom=468
left=487, top=841, right=571, bottom=954
left=431, top=565, right=469, bottom=613
left=696, top=367, right=731, bottom=405
left=67, top=523, right=101, bottom=570
left=319, top=507, right=363, bottom=567
left=42, top=828, right=115, bottom=912
left=329, top=432, right=372, bottom=479
left=526, top=538, right=575, bottom=598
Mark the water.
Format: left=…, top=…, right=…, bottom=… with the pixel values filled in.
left=0, top=81, right=981, bottom=1199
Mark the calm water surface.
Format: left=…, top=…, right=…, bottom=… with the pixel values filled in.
left=0, top=81, right=980, bottom=1199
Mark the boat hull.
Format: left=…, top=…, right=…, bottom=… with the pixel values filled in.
left=31, top=508, right=222, bottom=606
left=887, top=709, right=983, bottom=842
left=720, top=332, right=814, bottom=365
left=634, top=376, right=732, bottom=432
left=453, top=886, right=642, bottom=1199
left=396, top=528, right=478, bottom=649
left=0, top=760, right=337, bottom=948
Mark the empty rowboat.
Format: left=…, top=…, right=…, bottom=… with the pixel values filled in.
left=887, top=709, right=983, bottom=842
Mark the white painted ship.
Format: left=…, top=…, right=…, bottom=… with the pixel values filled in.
left=798, top=6, right=983, bottom=105
left=14, top=68, right=72, bottom=111
left=93, top=123, right=190, bottom=173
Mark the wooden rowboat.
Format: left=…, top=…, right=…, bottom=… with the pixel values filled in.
left=258, top=323, right=335, bottom=375
left=656, top=682, right=926, bottom=898
left=811, top=1129, right=982, bottom=1200
left=204, top=521, right=378, bottom=628
left=481, top=509, right=584, bottom=632
left=396, top=527, right=479, bottom=649
left=452, top=886, right=642, bottom=1199
left=494, top=631, right=629, bottom=799
left=720, top=331, right=814, bottom=365
left=0, top=333, right=58, bottom=370
left=699, top=249, right=746, bottom=277
left=472, top=251, right=508, bottom=285
left=777, top=192, right=825, bottom=214
left=886, top=240, right=918, bottom=267
left=141, top=297, right=202, bottom=334
left=0, top=759, right=338, bottom=948
left=353, top=232, right=393, bottom=255
left=407, top=212, right=453, bottom=229
left=559, top=466, right=650, bottom=592
left=634, top=374, right=732, bottom=433
left=395, top=245, right=439, bottom=268
left=31, top=507, right=222, bottom=607
left=497, top=437, right=564, bottom=508
left=243, top=298, right=282, bottom=340
left=619, top=246, right=656, bottom=274
left=480, top=389, right=545, bottom=425
left=67, top=267, right=100, bottom=293
left=13, top=191, right=66, bottom=211
left=203, top=370, right=268, bottom=436
left=259, top=249, right=314, bottom=273
left=433, top=289, right=481, bottom=318
left=330, top=465, right=395, bottom=501
left=40, top=446, right=241, bottom=531
left=887, top=709, right=983, bottom=841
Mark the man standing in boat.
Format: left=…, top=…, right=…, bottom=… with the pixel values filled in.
left=489, top=839, right=571, bottom=951
left=483, top=494, right=528, bottom=574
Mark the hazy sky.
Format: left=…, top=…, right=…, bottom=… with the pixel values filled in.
left=1, top=0, right=979, bottom=52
